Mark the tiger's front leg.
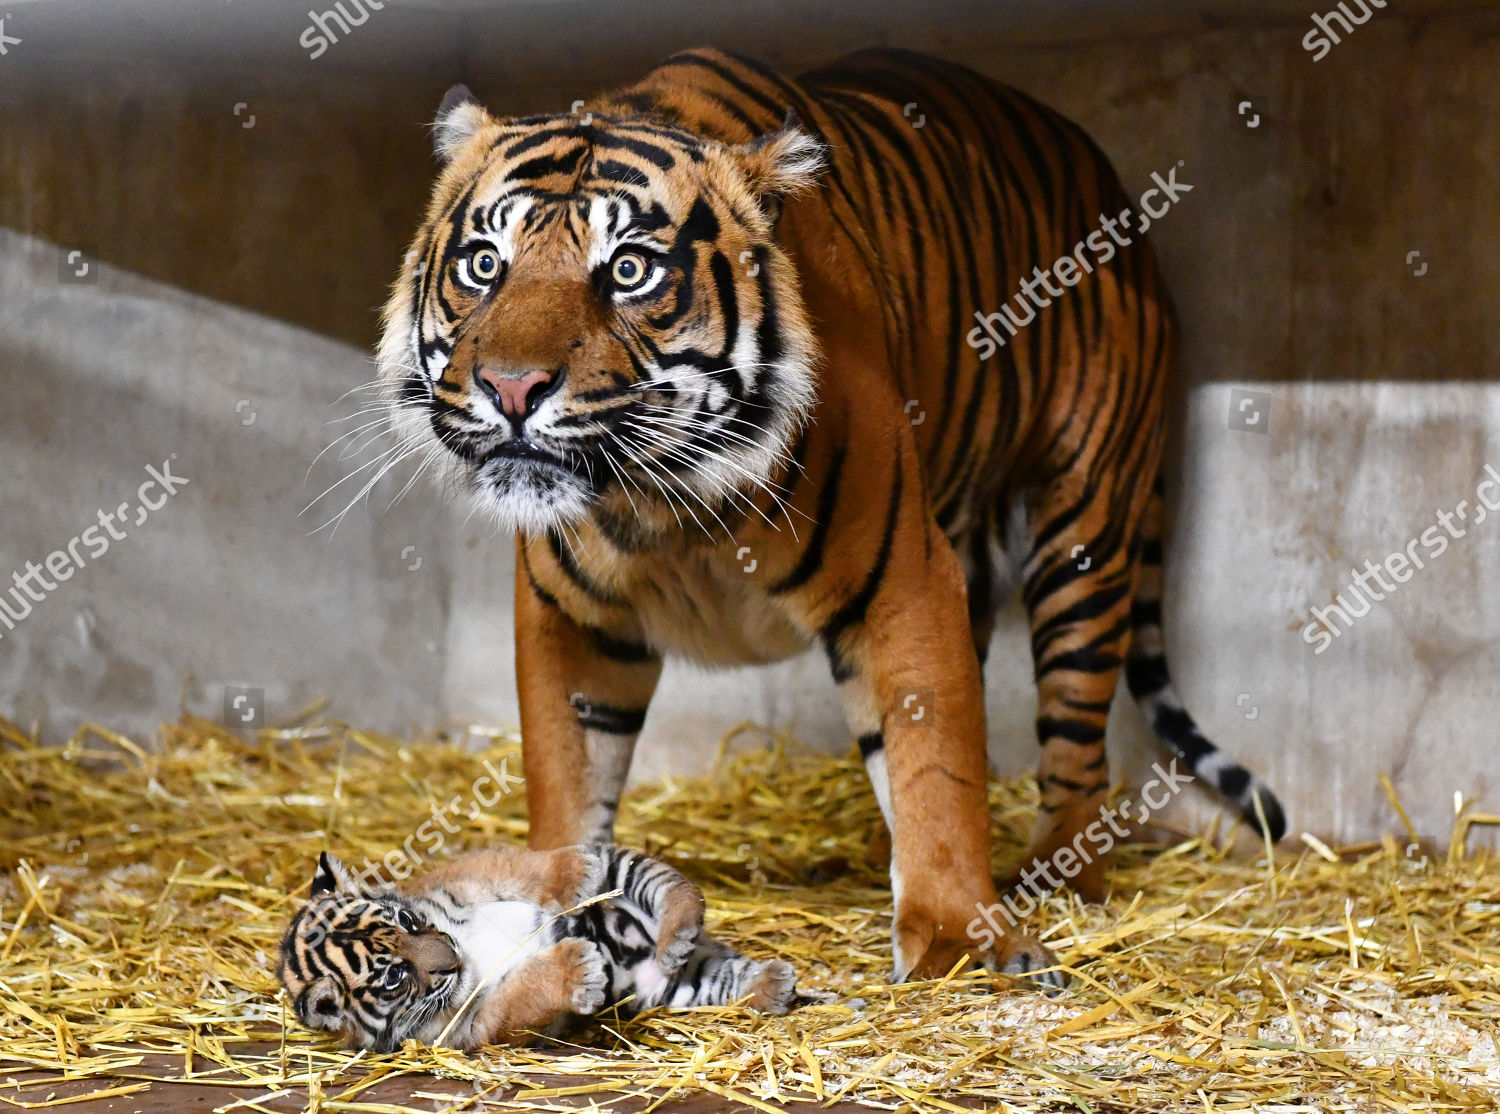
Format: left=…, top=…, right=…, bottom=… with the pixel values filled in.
left=813, top=461, right=1063, bottom=988
left=515, top=538, right=662, bottom=849
left=457, top=938, right=608, bottom=1049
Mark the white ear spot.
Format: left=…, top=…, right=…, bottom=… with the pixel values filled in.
left=733, top=110, right=827, bottom=198
left=432, top=84, right=490, bottom=163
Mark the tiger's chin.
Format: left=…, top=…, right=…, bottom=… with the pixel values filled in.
left=372, top=987, right=460, bottom=1053
left=469, top=455, right=594, bottom=535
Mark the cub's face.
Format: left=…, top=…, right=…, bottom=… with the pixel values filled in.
left=377, top=86, right=824, bottom=536
left=278, top=854, right=460, bottom=1052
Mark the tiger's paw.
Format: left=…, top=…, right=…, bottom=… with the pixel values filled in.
left=562, top=939, right=609, bottom=1015
left=995, top=935, right=1068, bottom=995
left=744, top=959, right=797, bottom=1014
left=658, top=923, right=701, bottom=975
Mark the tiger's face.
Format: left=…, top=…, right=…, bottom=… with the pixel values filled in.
left=278, top=854, right=460, bottom=1052
left=377, top=86, right=825, bottom=537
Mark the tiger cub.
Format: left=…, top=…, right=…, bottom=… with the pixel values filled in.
left=278, top=844, right=797, bottom=1051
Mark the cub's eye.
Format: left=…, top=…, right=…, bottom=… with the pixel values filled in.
left=395, top=908, right=422, bottom=933
left=610, top=251, right=651, bottom=290
left=468, top=246, right=501, bottom=284
left=375, top=963, right=407, bottom=991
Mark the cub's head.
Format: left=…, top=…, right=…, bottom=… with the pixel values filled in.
left=377, top=85, right=825, bottom=536
left=278, top=853, right=460, bottom=1052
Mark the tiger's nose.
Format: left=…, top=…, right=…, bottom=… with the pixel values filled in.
left=400, top=931, right=460, bottom=979
left=476, top=365, right=557, bottom=419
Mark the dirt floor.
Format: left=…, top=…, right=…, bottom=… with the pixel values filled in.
left=2, top=717, right=1498, bottom=1112
left=2, top=1054, right=908, bottom=1112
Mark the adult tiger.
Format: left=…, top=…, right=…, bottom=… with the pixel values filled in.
left=377, top=48, right=1285, bottom=986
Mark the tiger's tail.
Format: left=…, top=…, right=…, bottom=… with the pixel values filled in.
left=1125, top=474, right=1287, bottom=843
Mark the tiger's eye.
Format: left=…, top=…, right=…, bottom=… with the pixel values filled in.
left=470, top=247, right=500, bottom=282
left=611, top=252, right=649, bottom=289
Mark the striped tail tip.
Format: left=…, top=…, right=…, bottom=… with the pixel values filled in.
left=1203, top=753, right=1287, bottom=844
left=1127, top=656, right=1288, bottom=845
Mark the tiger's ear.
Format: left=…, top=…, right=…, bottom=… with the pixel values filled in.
left=311, top=851, right=358, bottom=897
left=432, top=83, right=492, bottom=163
left=294, top=976, right=344, bottom=1030
left=730, top=109, right=826, bottom=207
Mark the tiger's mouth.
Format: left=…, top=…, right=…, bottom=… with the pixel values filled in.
left=485, top=438, right=564, bottom=464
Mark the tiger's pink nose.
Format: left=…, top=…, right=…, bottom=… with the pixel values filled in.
left=476, top=366, right=555, bottom=418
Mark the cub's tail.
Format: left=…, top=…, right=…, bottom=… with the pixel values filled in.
left=1125, top=476, right=1287, bottom=843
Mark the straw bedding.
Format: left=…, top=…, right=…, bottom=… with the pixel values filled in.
left=1, top=714, right=1497, bottom=1112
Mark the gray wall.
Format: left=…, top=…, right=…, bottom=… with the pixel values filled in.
left=2, top=0, right=1498, bottom=847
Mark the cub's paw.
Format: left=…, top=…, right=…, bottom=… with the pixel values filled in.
left=655, top=883, right=706, bottom=974
left=996, top=935, right=1068, bottom=995
left=658, top=922, right=701, bottom=975
left=562, top=939, right=610, bottom=1015
left=744, top=959, right=798, bottom=1014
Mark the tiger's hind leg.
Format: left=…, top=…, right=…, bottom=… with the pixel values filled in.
left=606, top=848, right=796, bottom=1015
left=1004, top=473, right=1153, bottom=905
left=620, top=850, right=706, bottom=974
left=660, top=933, right=798, bottom=1014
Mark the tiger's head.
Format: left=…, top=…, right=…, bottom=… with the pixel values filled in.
left=278, top=853, right=460, bottom=1052
left=376, top=85, right=825, bottom=537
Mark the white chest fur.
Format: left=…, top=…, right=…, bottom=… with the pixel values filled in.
left=445, top=900, right=546, bottom=988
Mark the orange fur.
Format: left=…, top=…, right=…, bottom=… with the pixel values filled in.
left=380, top=48, right=1284, bottom=988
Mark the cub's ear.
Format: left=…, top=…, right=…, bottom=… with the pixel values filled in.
left=311, top=851, right=358, bottom=897
left=730, top=108, right=826, bottom=205
left=432, top=83, right=492, bottom=163
left=294, top=975, right=345, bottom=1030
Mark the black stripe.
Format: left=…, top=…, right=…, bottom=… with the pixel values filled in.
left=1151, top=706, right=1213, bottom=763
left=857, top=732, right=884, bottom=759
left=820, top=455, right=905, bottom=659
left=589, top=628, right=657, bottom=663
left=548, top=532, right=618, bottom=604
left=591, top=132, right=678, bottom=170
left=576, top=702, right=646, bottom=735
left=509, top=147, right=586, bottom=182
left=1131, top=598, right=1163, bottom=626
left=769, top=442, right=845, bottom=595
left=1035, top=717, right=1105, bottom=746
left=1125, top=653, right=1169, bottom=696
left=1031, top=579, right=1132, bottom=644
left=590, top=159, right=651, bottom=187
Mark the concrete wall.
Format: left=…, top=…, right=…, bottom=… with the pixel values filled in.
left=0, top=228, right=455, bottom=738
left=2, top=0, right=1498, bottom=847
